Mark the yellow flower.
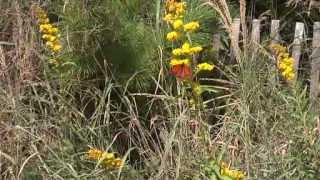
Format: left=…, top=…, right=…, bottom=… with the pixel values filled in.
left=87, top=148, right=103, bottom=160
left=163, top=14, right=174, bottom=23
left=182, top=42, right=190, bottom=50
left=42, top=34, right=49, bottom=40
left=286, top=73, right=295, bottom=81
left=45, top=41, right=54, bottom=48
left=166, top=31, right=180, bottom=41
left=173, top=19, right=183, bottom=30
left=190, top=46, right=203, bottom=54
left=271, top=44, right=296, bottom=81
left=184, top=21, right=200, bottom=32
left=165, top=0, right=186, bottom=15
left=86, top=148, right=124, bottom=169
left=52, top=44, right=62, bottom=52
left=101, top=152, right=115, bottom=160
left=39, top=24, right=53, bottom=33
left=42, top=34, right=57, bottom=42
left=197, top=63, right=215, bottom=71
left=113, top=158, right=124, bottom=168
left=170, top=58, right=190, bottom=66
left=172, top=48, right=183, bottom=56
left=283, top=67, right=293, bottom=75
left=166, top=0, right=177, bottom=12
left=175, top=2, right=187, bottom=15
left=278, top=62, right=288, bottom=70
left=220, top=161, right=245, bottom=180
left=49, top=36, right=57, bottom=42
left=282, top=57, right=294, bottom=65
left=50, top=27, right=59, bottom=34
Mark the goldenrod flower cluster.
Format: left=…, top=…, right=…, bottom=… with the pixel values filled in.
left=172, top=42, right=203, bottom=56
left=220, top=161, right=245, bottom=180
left=86, top=148, right=124, bottom=169
left=270, top=44, right=295, bottom=81
left=164, top=0, right=214, bottom=79
left=35, top=7, right=62, bottom=54
left=163, top=0, right=186, bottom=23
left=164, top=0, right=200, bottom=42
left=183, top=21, right=200, bottom=32
left=197, top=63, right=215, bottom=72
left=170, top=58, right=190, bottom=66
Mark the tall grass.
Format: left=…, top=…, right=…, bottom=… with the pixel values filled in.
left=0, top=0, right=319, bottom=180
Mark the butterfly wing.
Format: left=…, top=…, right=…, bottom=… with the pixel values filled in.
left=170, top=64, right=192, bottom=80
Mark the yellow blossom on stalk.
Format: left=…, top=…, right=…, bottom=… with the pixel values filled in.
left=52, top=44, right=62, bottom=52
left=182, top=42, right=190, bottom=50
left=172, top=48, right=183, bottom=56
left=87, top=148, right=103, bottom=160
left=172, top=43, right=203, bottom=56
left=270, top=44, right=295, bottom=81
left=39, top=24, right=52, bottom=33
left=220, top=161, right=245, bottom=180
left=163, top=13, right=174, bottom=23
left=42, top=34, right=56, bottom=42
left=48, top=27, right=59, bottom=34
left=166, top=31, right=180, bottom=41
left=184, top=21, right=200, bottom=32
left=197, top=63, right=215, bottom=71
left=86, top=148, right=124, bottom=169
left=170, top=58, right=190, bottom=66
left=173, top=19, right=183, bottom=30
left=35, top=6, right=62, bottom=55
left=174, top=2, right=187, bottom=15
left=101, top=152, right=115, bottom=161
left=166, top=0, right=177, bottom=12
left=46, top=41, right=54, bottom=47
left=181, top=42, right=192, bottom=54
left=190, top=46, right=203, bottom=54
left=165, top=0, right=186, bottom=16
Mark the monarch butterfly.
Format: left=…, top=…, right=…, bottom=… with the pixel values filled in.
left=170, top=64, right=192, bottom=80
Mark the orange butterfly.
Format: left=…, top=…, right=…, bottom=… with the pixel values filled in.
left=170, top=64, right=192, bottom=80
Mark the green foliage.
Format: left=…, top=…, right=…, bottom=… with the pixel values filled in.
left=53, top=0, right=159, bottom=91
left=1, top=0, right=320, bottom=180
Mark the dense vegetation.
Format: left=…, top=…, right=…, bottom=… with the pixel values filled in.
left=0, top=0, right=320, bottom=179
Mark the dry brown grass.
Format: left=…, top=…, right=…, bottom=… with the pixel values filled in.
left=0, top=2, right=40, bottom=96
left=0, top=2, right=44, bottom=179
left=203, top=0, right=242, bottom=62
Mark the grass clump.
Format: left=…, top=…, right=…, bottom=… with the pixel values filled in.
left=0, top=0, right=319, bottom=180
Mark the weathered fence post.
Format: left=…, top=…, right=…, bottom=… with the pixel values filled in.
left=310, top=22, right=320, bottom=112
left=270, top=20, right=281, bottom=84
left=251, top=19, right=261, bottom=44
left=292, top=22, right=305, bottom=81
left=271, top=20, right=281, bottom=44
left=231, top=18, right=240, bottom=63
left=251, top=19, right=261, bottom=59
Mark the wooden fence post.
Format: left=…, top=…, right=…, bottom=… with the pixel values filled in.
left=251, top=19, right=261, bottom=44
left=250, top=19, right=261, bottom=60
left=270, top=20, right=281, bottom=84
left=292, top=22, right=305, bottom=81
left=271, top=20, right=281, bottom=44
left=231, top=18, right=240, bottom=63
left=310, top=22, right=320, bottom=112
